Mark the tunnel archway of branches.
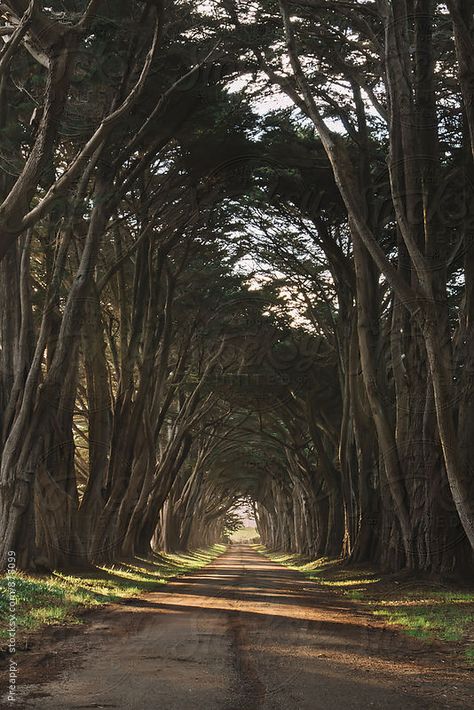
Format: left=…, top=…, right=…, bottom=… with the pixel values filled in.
left=0, top=0, right=473, bottom=578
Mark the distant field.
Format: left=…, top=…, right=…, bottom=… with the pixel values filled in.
left=231, top=527, right=260, bottom=542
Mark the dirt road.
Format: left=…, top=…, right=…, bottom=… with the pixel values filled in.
left=2, top=546, right=473, bottom=709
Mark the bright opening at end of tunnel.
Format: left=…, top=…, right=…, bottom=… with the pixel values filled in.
left=228, top=500, right=261, bottom=544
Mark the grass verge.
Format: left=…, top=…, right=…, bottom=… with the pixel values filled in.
left=0, top=544, right=225, bottom=645
left=257, top=545, right=474, bottom=665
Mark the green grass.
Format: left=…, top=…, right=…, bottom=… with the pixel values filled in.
left=259, top=547, right=380, bottom=588
left=231, top=527, right=260, bottom=542
left=257, top=545, right=474, bottom=665
left=0, top=545, right=225, bottom=643
left=372, top=590, right=474, bottom=646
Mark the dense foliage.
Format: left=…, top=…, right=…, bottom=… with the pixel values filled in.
left=0, top=0, right=473, bottom=576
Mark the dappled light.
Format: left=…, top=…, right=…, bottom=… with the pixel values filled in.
left=1, top=0, right=474, bottom=706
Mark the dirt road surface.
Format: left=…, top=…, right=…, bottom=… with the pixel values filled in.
left=1, top=545, right=473, bottom=709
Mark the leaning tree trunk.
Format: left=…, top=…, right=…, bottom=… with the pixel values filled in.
left=0, top=170, right=110, bottom=570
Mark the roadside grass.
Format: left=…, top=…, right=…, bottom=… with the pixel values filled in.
left=257, top=545, right=474, bottom=665
left=0, top=544, right=225, bottom=643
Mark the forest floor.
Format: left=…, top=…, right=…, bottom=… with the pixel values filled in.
left=260, top=547, right=474, bottom=667
left=0, top=544, right=473, bottom=709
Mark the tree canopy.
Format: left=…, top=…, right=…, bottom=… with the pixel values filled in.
left=0, top=0, right=473, bottom=576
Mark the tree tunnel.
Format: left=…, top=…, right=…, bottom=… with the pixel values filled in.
left=0, top=0, right=473, bottom=580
